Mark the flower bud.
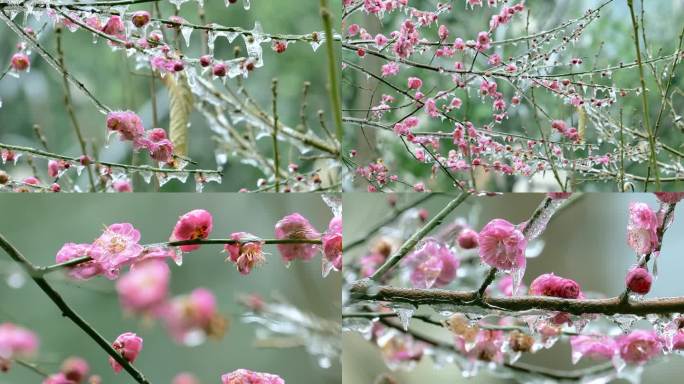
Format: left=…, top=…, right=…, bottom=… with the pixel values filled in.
left=199, top=55, right=212, bottom=67
left=509, top=330, right=535, bottom=352
left=131, top=11, right=150, bottom=28
left=626, top=266, right=652, bottom=294
left=10, top=53, right=30, bottom=72
left=457, top=228, right=479, bottom=249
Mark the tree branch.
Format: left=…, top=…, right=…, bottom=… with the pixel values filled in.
left=40, top=238, right=323, bottom=275
left=0, top=233, right=150, bottom=384
left=350, top=280, right=684, bottom=316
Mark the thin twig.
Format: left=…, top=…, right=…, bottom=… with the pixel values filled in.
left=41, top=238, right=323, bottom=275
left=369, top=193, right=470, bottom=281
left=271, top=79, right=280, bottom=192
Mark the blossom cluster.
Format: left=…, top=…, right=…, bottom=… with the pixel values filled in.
left=106, top=111, right=175, bottom=165
left=0, top=0, right=339, bottom=193
left=343, top=192, right=684, bottom=383
left=49, top=208, right=340, bottom=346
left=342, top=0, right=684, bottom=191
left=0, top=322, right=285, bottom=382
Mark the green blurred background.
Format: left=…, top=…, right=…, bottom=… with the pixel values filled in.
left=0, top=193, right=341, bottom=383
left=0, top=0, right=339, bottom=191
left=343, top=193, right=684, bottom=383
left=342, top=0, right=684, bottom=192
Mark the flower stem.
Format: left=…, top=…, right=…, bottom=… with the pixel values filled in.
left=319, top=0, right=344, bottom=142
left=627, top=0, right=660, bottom=191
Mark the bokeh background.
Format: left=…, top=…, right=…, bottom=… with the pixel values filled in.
left=0, top=0, right=338, bottom=191
left=342, top=0, right=684, bottom=192
left=343, top=193, right=684, bottom=383
left=0, top=193, right=341, bottom=383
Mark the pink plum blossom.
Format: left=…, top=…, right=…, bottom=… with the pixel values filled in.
left=48, top=160, right=62, bottom=178
left=109, top=332, right=143, bottom=373
left=570, top=335, right=617, bottom=363
left=92, top=223, right=144, bottom=279
left=375, top=34, right=389, bottom=47
left=455, top=329, right=504, bottom=363
left=170, top=209, right=214, bottom=252
left=224, top=232, right=266, bottom=275
left=381, top=61, right=400, bottom=77
left=43, top=373, right=76, bottom=384
left=274, top=213, right=321, bottom=263
left=478, top=219, right=527, bottom=271
left=627, top=202, right=659, bottom=255
left=654, top=192, right=684, bottom=204
left=529, top=273, right=582, bottom=299
left=322, top=216, right=342, bottom=271
left=106, top=111, right=145, bottom=142
left=616, top=330, right=662, bottom=365
left=0, top=322, right=39, bottom=372
left=102, top=15, right=125, bottom=37
left=116, top=260, right=170, bottom=313
left=55, top=243, right=105, bottom=280
left=403, top=239, right=458, bottom=288
left=162, top=288, right=219, bottom=343
left=60, top=356, right=89, bottom=383
left=221, top=369, right=285, bottom=384
left=10, top=52, right=30, bottom=72
left=173, top=373, right=200, bottom=384
left=407, top=77, right=422, bottom=89
left=112, top=179, right=133, bottom=192
left=141, top=128, right=174, bottom=163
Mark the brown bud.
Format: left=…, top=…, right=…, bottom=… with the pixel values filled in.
left=509, top=330, right=535, bottom=352
left=373, top=239, right=393, bottom=258
left=0, top=170, right=8, bottom=185
left=445, top=314, right=479, bottom=342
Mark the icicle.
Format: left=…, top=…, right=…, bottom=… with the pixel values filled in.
left=524, top=198, right=565, bottom=241
left=321, top=256, right=335, bottom=278
left=612, top=314, right=640, bottom=333
left=342, top=317, right=373, bottom=338
left=510, top=267, right=525, bottom=296
left=180, top=26, right=193, bottom=47
left=391, top=303, right=416, bottom=331
left=139, top=169, right=153, bottom=183
left=321, top=194, right=342, bottom=217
